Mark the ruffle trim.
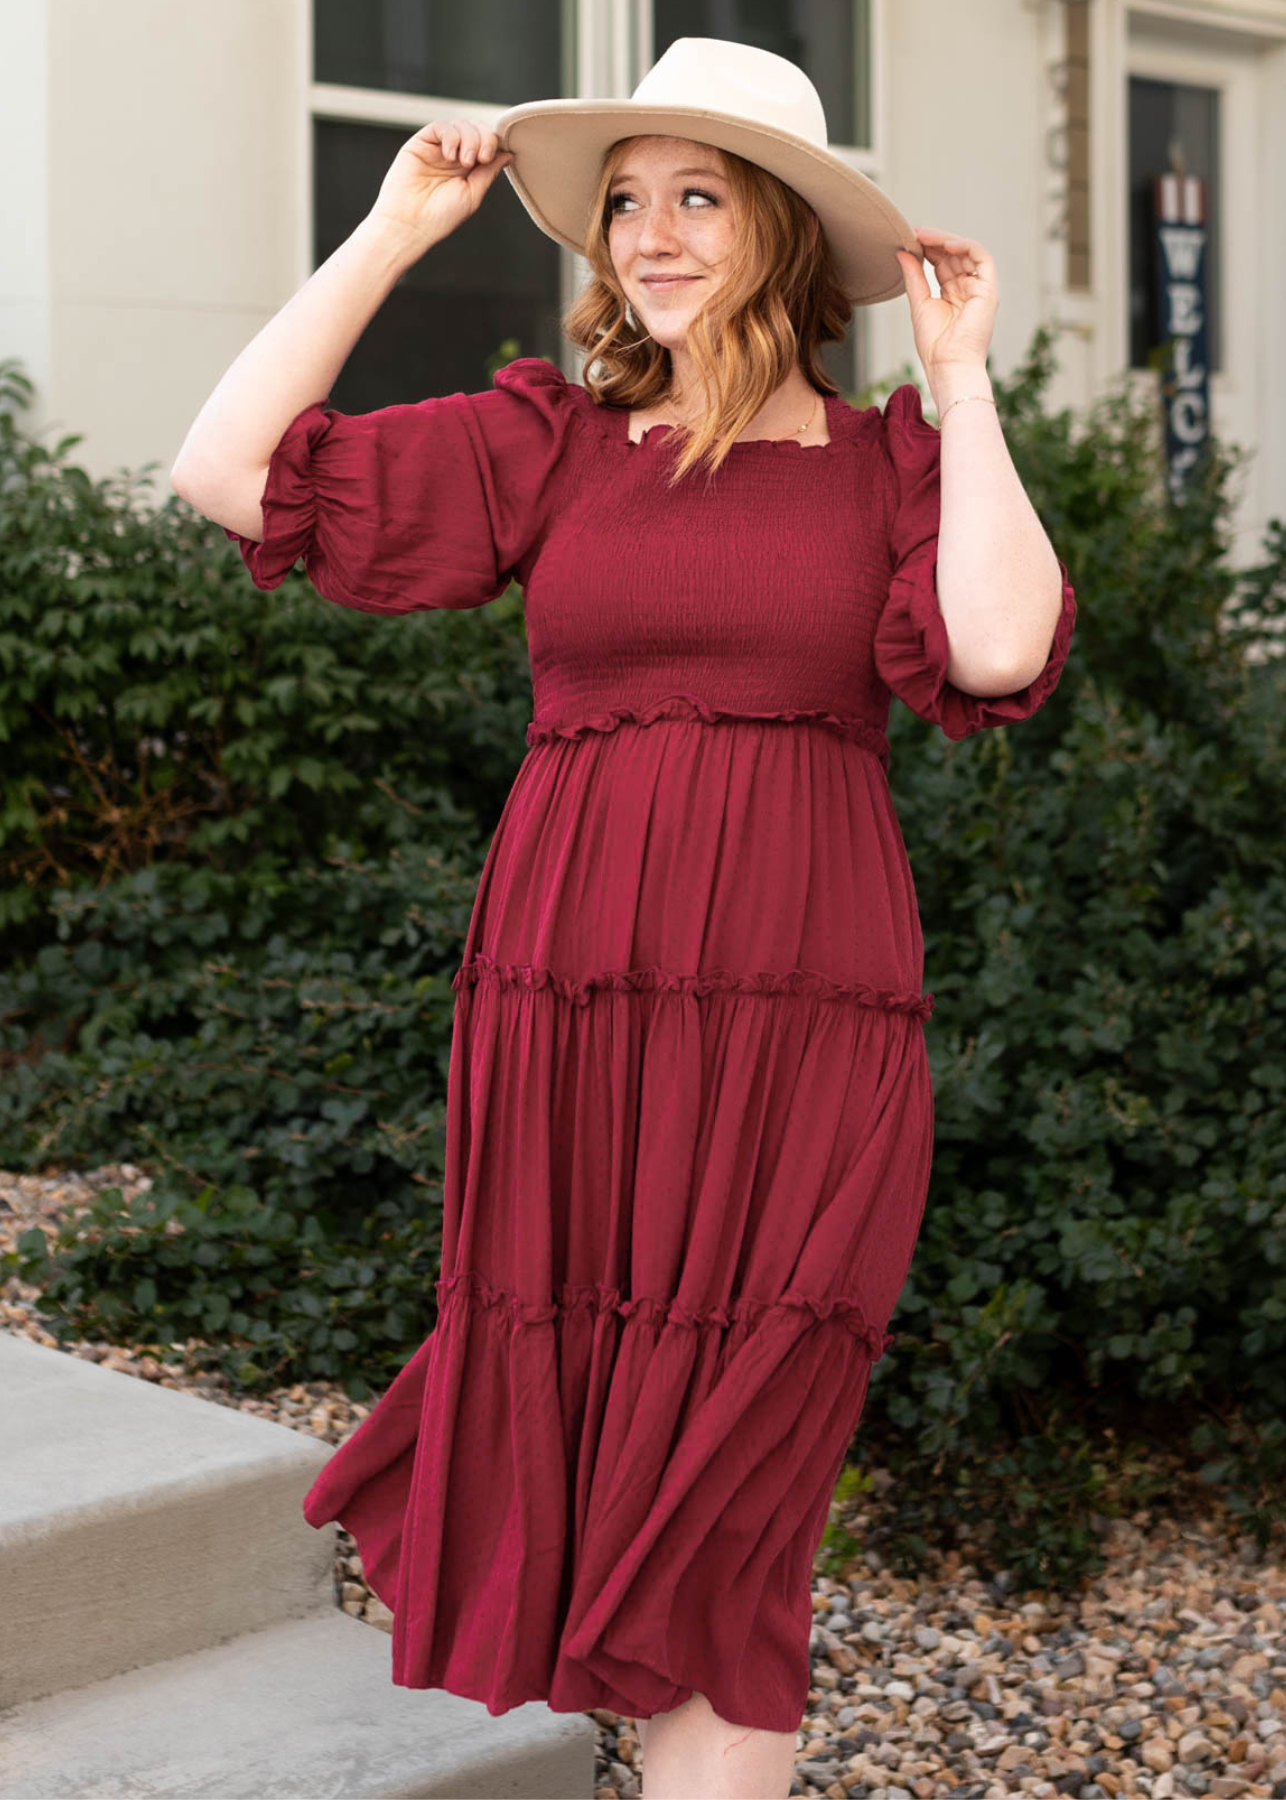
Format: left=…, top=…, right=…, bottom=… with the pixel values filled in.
left=874, top=385, right=1078, bottom=740
left=222, top=401, right=330, bottom=590
left=451, top=949, right=935, bottom=1021
left=436, top=1267, right=896, bottom=1362
left=878, top=551, right=1078, bottom=741
left=882, top=380, right=942, bottom=449
left=525, top=692, right=891, bottom=765
left=608, top=403, right=861, bottom=456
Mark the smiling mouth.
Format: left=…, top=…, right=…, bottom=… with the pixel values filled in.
left=642, top=276, right=699, bottom=288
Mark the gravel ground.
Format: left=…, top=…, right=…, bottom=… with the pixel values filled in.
left=4, top=1161, right=1284, bottom=1800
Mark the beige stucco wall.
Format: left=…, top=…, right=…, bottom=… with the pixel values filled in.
left=1, top=0, right=303, bottom=502
left=866, top=0, right=1070, bottom=396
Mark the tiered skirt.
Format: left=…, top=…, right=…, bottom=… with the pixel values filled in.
left=300, top=698, right=936, bottom=1733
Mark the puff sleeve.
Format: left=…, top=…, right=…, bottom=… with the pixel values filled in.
left=871, top=383, right=1077, bottom=739
left=223, top=356, right=576, bottom=615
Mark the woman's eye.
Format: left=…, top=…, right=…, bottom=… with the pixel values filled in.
left=609, top=187, right=717, bottom=214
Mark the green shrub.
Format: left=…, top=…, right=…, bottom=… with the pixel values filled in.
left=867, top=331, right=1286, bottom=1579
left=2, top=333, right=1284, bottom=1582
left=0, top=354, right=530, bottom=955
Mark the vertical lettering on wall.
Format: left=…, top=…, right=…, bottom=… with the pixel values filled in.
left=1063, top=0, right=1091, bottom=292
left=1153, top=168, right=1210, bottom=506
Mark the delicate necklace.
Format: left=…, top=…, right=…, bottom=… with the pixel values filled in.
left=658, top=388, right=822, bottom=442
left=755, top=389, right=821, bottom=442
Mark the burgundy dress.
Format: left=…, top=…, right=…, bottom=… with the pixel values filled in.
left=225, top=355, right=1077, bottom=1733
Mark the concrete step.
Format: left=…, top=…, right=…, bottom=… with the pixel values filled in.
left=1, top=1330, right=336, bottom=1709
left=0, top=1609, right=595, bottom=1799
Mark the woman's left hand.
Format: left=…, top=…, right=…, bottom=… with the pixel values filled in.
left=894, top=226, right=998, bottom=379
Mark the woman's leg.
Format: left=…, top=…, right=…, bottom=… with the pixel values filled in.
left=636, top=1691, right=797, bottom=1799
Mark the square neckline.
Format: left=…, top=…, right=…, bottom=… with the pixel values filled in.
left=611, top=388, right=848, bottom=451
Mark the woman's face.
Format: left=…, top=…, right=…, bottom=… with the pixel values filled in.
left=606, top=136, right=736, bottom=352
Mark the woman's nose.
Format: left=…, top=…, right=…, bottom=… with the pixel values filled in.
left=637, top=211, right=681, bottom=254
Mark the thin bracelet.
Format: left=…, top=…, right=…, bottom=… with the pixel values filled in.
left=938, top=393, right=997, bottom=425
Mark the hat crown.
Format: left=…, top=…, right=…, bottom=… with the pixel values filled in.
left=629, top=37, right=829, bottom=150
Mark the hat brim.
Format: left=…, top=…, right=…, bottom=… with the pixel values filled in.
left=492, top=98, right=922, bottom=308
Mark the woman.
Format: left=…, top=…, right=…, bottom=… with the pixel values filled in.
left=171, top=36, right=1076, bottom=1800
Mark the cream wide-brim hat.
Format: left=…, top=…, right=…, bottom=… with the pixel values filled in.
left=492, top=36, right=923, bottom=309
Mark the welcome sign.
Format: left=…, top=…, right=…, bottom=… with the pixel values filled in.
left=1152, top=168, right=1211, bottom=506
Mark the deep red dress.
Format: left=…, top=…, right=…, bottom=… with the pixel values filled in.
left=225, top=355, right=1076, bottom=1733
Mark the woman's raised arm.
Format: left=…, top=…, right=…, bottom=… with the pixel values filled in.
left=170, top=118, right=514, bottom=542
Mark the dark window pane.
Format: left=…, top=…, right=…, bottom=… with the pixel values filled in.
left=652, top=1, right=862, bottom=148
left=314, top=0, right=560, bottom=106
left=314, top=117, right=563, bottom=409
left=1128, top=76, right=1220, bottom=373
left=818, top=335, right=858, bottom=398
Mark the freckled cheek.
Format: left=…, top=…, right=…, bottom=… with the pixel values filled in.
left=608, top=215, right=730, bottom=272
left=689, top=219, right=733, bottom=263
left=609, top=221, right=647, bottom=263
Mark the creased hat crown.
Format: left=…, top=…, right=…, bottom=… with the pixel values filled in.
left=630, top=38, right=829, bottom=147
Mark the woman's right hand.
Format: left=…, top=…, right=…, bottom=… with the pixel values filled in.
left=367, top=119, right=516, bottom=252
